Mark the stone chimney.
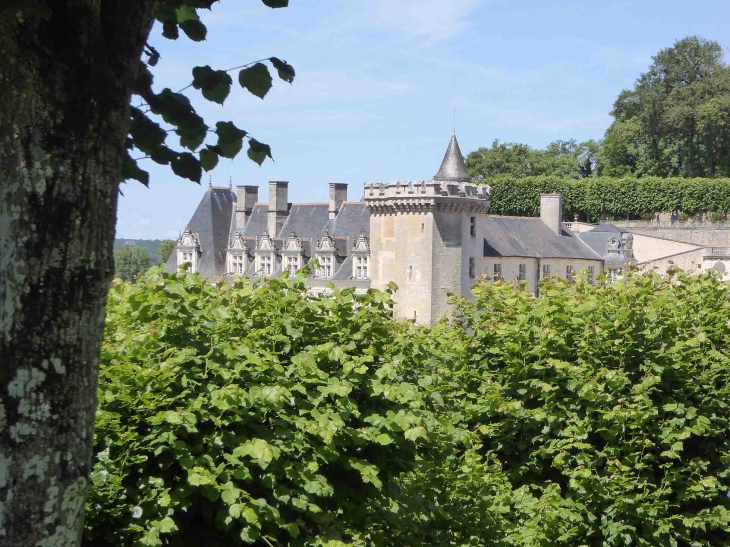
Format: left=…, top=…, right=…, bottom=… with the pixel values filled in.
left=540, top=192, right=563, bottom=235
left=268, top=181, right=289, bottom=237
left=329, top=183, right=348, bottom=220
left=235, top=185, right=258, bottom=230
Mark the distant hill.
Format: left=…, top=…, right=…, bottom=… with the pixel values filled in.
left=114, top=239, right=173, bottom=264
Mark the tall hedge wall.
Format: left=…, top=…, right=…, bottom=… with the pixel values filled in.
left=484, top=176, right=730, bottom=219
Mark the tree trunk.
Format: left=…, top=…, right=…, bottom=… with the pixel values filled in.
left=0, top=3, right=157, bottom=545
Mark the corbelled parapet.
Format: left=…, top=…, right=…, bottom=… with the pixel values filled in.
left=363, top=180, right=490, bottom=215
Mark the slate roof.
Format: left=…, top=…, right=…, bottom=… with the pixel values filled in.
left=323, top=202, right=370, bottom=254
left=240, top=203, right=269, bottom=237
left=579, top=224, right=636, bottom=266
left=589, top=223, right=623, bottom=233
left=434, top=134, right=472, bottom=182
left=279, top=204, right=330, bottom=245
left=166, top=187, right=235, bottom=275
left=482, top=217, right=601, bottom=260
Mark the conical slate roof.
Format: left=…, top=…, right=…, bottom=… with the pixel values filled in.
left=434, top=134, right=472, bottom=182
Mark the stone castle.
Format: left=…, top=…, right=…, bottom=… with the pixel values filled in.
left=166, top=135, right=730, bottom=324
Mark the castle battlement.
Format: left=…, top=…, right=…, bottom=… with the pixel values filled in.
left=363, top=180, right=490, bottom=201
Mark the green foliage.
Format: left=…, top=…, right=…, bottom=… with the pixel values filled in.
left=124, top=0, right=297, bottom=185
left=114, top=245, right=152, bottom=282
left=434, top=271, right=730, bottom=546
left=115, top=239, right=176, bottom=265
left=86, top=270, right=432, bottom=546
left=481, top=176, right=730, bottom=219
left=603, top=36, right=730, bottom=178
left=156, top=240, right=177, bottom=265
left=465, top=139, right=602, bottom=180
left=87, top=268, right=730, bottom=546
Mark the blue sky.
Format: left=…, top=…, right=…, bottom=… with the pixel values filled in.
left=117, top=0, right=730, bottom=239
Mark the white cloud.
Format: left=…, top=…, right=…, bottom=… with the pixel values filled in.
left=357, top=0, right=484, bottom=40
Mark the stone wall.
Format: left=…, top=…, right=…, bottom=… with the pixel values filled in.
left=638, top=248, right=705, bottom=277
left=624, top=227, right=730, bottom=247
left=631, top=233, right=701, bottom=262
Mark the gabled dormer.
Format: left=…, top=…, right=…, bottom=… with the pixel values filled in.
left=176, top=226, right=201, bottom=273
left=282, top=230, right=304, bottom=275
left=351, top=230, right=370, bottom=280
left=227, top=230, right=250, bottom=276
left=314, top=229, right=336, bottom=279
left=255, top=230, right=276, bottom=277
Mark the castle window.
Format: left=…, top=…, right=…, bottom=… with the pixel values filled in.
left=355, top=256, right=369, bottom=280
left=587, top=265, right=595, bottom=284
left=285, top=255, right=300, bottom=275
left=469, top=258, right=476, bottom=278
left=421, top=223, right=425, bottom=234
left=318, top=255, right=333, bottom=278
left=518, top=263, right=526, bottom=280
left=542, top=264, right=550, bottom=279
left=231, top=254, right=245, bottom=275
left=470, top=217, right=476, bottom=237
left=566, top=265, right=574, bottom=282
left=258, top=254, right=273, bottom=277
left=493, top=263, right=502, bottom=281
left=178, top=250, right=197, bottom=273
left=408, top=265, right=413, bottom=280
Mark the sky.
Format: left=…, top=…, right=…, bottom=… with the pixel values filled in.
left=116, top=0, right=730, bottom=240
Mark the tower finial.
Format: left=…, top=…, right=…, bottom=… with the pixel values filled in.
left=208, top=175, right=212, bottom=188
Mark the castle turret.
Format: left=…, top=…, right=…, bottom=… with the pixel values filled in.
left=365, top=134, right=490, bottom=324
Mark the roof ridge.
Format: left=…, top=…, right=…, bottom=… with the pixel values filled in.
left=291, top=202, right=328, bottom=206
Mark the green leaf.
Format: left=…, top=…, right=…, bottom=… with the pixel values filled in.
left=171, top=153, right=202, bottom=183
left=238, top=63, right=273, bottom=99
left=192, top=65, right=232, bottom=104
left=199, top=147, right=219, bottom=171
left=375, top=433, right=394, bottom=446
left=180, top=20, right=207, bottom=41
left=242, top=507, right=258, bottom=524
left=176, top=5, right=198, bottom=23
left=121, top=152, right=150, bottom=186
left=261, top=0, right=289, bottom=7
left=247, top=139, right=273, bottom=165
left=157, top=517, right=176, bottom=534
left=404, top=426, right=426, bottom=441
left=269, top=57, right=296, bottom=83
left=221, top=488, right=240, bottom=505
left=162, top=20, right=179, bottom=40
left=215, top=121, right=247, bottom=159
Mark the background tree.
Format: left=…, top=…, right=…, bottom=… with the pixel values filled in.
left=0, top=1, right=293, bottom=545
left=465, top=138, right=602, bottom=180
left=602, top=36, right=730, bottom=177
left=114, top=245, right=152, bottom=282
left=156, top=239, right=177, bottom=265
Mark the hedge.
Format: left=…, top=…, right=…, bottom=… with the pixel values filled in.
left=86, top=268, right=730, bottom=546
left=484, top=176, right=730, bottom=219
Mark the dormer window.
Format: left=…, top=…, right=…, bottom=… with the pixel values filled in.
left=317, top=255, right=333, bottom=278
left=176, top=226, right=201, bottom=273
left=355, top=255, right=369, bottom=280
left=260, top=254, right=273, bottom=277
left=231, top=255, right=245, bottom=275
left=352, top=230, right=370, bottom=280
left=227, top=230, right=249, bottom=276
left=285, top=255, right=300, bottom=275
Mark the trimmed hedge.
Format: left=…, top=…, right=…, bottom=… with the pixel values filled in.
left=484, top=176, right=730, bottom=219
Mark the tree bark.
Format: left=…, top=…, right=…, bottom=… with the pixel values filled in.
left=0, top=2, right=157, bottom=545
